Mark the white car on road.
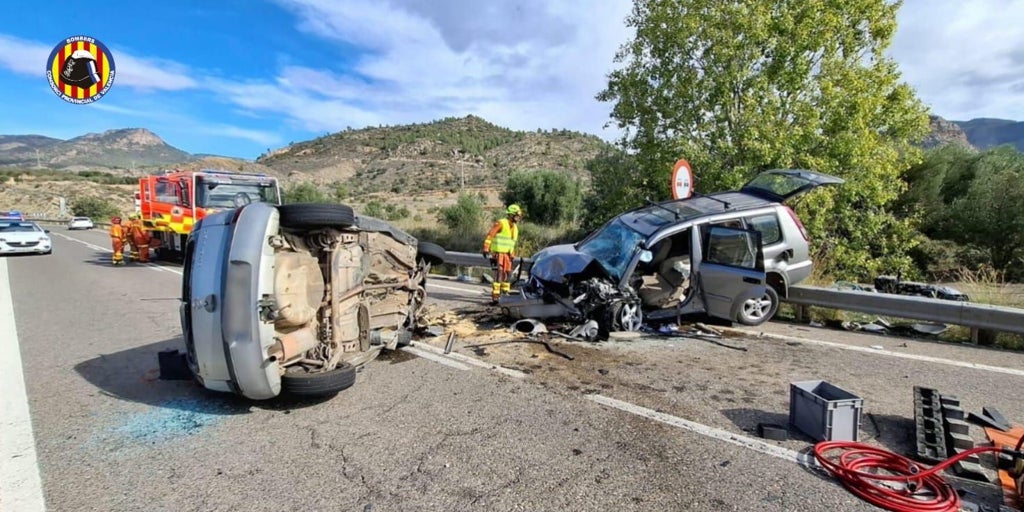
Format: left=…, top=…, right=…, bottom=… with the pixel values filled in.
left=0, top=220, right=52, bottom=255
left=67, top=216, right=94, bottom=230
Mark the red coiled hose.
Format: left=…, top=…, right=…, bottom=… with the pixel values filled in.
left=813, top=441, right=1007, bottom=512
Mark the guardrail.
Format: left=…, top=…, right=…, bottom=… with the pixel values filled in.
left=442, top=251, right=534, bottom=269
left=28, top=217, right=111, bottom=228
left=783, top=286, right=1024, bottom=336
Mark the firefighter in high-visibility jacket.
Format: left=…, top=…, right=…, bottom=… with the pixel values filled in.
left=482, top=204, right=522, bottom=304
left=109, top=217, right=127, bottom=266
left=126, top=213, right=153, bottom=263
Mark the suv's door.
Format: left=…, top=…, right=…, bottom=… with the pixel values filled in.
left=693, top=226, right=767, bottom=321
left=739, top=169, right=844, bottom=203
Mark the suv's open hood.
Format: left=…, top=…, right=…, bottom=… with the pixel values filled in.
left=739, top=169, right=844, bottom=203
left=530, top=244, right=610, bottom=284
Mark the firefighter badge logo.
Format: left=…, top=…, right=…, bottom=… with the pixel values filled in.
left=46, top=35, right=116, bottom=104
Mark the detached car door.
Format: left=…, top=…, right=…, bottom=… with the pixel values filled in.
left=693, top=225, right=768, bottom=321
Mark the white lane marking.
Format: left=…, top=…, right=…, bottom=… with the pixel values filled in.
left=726, top=328, right=1024, bottom=378
left=411, top=342, right=528, bottom=379
left=0, top=258, right=47, bottom=511
left=52, top=232, right=183, bottom=276
left=427, top=283, right=485, bottom=296
left=400, top=346, right=472, bottom=371
left=587, top=394, right=819, bottom=468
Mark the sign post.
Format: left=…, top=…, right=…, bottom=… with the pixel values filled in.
left=671, top=159, right=694, bottom=199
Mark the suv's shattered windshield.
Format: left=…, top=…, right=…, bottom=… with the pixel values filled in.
left=577, top=218, right=645, bottom=279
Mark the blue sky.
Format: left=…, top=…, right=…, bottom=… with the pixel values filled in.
left=2, top=1, right=1023, bottom=160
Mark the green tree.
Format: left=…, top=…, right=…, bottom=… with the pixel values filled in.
left=71, top=196, right=121, bottom=220
left=437, top=193, right=486, bottom=251
left=950, top=163, right=1024, bottom=270
left=282, top=182, right=328, bottom=204
left=331, top=182, right=349, bottom=202
left=596, top=0, right=931, bottom=280
left=904, top=145, right=1024, bottom=273
left=581, top=148, right=649, bottom=230
left=500, top=170, right=583, bottom=226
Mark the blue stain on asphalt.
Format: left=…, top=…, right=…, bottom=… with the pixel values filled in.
left=112, top=397, right=230, bottom=442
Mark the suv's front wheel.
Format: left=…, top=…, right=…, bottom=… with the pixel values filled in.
left=736, top=287, right=779, bottom=326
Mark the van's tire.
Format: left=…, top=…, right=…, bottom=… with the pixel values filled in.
left=281, top=362, right=356, bottom=397
left=417, top=241, right=446, bottom=266
left=278, top=203, right=355, bottom=230
left=736, top=287, right=779, bottom=326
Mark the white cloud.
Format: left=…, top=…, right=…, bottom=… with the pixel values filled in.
left=209, top=0, right=635, bottom=141
left=115, top=54, right=199, bottom=91
left=85, top=98, right=280, bottom=146
left=890, top=1, right=1024, bottom=120
left=8, top=1, right=1024, bottom=160
left=196, top=124, right=282, bottom=146
left=0, top=33, right=198, bottom=91
left=0, top=34, right=48, bottom=75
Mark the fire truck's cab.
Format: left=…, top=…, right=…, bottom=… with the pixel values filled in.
left=138, top=169, right=281, bottom=260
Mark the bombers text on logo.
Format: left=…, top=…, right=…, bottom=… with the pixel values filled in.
left=46, top=35, right=116, bottom=104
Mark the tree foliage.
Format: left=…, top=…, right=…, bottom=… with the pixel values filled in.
left=596, top=0, right=931, bottom=280
left=437, top=193, right=487, bottom=251
left=71, top=196, right=121, bottom=220
left=363, top=199, right=410, bottom=221
left=902, top=145, right=1024, bottom=274
left=282, top=182, right=328, bottom=204
left=580, top=148, right=649, bottom=231
left=500, top=170, right=583, bottom=226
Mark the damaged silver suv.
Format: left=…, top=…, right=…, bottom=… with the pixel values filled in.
left=180, top=202, right=446, bottom=400
left=500, top=169, right=843, bottom=333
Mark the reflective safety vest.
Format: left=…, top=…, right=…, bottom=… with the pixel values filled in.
left=486, top=218, right=518, bottom=254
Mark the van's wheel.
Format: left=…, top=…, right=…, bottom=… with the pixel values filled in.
left=278, top=203, right=356, bottom=230
left=416, top=241, right=446, bottom=266
left=736, top=287, right=779, bottom=326
left=606, top=300, right=643, bottom=332
left=281, top=362, right=356, bottom=397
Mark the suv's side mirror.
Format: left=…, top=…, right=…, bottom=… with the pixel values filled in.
left=44, top=229, right=50, bottom=233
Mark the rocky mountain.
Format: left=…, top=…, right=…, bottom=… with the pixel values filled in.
left=0, top=128, right=192, bottom=170
left=952, top=118, right=1024, bottom=152
left=256, top=115, right=612, bottom=194
left=922, top=115, right=973, bottom=149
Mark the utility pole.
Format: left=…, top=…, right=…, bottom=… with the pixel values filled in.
left=35, top=149, right=40, bottom=169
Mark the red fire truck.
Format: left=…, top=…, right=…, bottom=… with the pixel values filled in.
left=137, top=169, right=282, bottom=260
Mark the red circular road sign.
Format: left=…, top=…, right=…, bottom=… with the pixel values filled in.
left=671, top=159, right=694, bottom=199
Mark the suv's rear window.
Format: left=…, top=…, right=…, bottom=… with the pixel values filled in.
left=745, top=214, right=782, bottom=245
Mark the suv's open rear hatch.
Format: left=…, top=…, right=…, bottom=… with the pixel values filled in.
left=739, top=169, right=844, bottom=203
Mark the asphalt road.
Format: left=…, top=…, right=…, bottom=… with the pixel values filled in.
left=2, top=227, right=1022, bottom=511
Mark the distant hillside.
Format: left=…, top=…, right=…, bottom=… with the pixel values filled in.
left=922, top=115, right=974, bottom=149
left=256, top=115, right=612, bottom=194
left=0, top=128, right=192, bottom=170
left=952, top=118, right=1024, bottom=152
